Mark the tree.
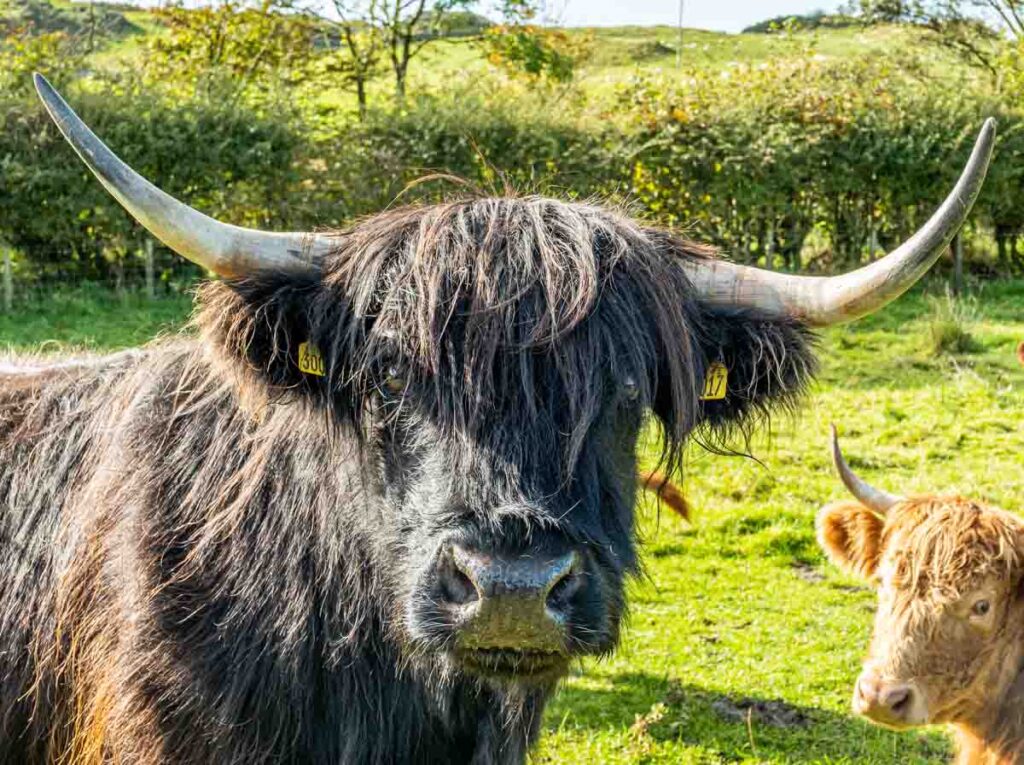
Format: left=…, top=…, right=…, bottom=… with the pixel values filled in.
left=854, top=0, right=913, bottom=21
left=145, top=0, right=319, bottom=104
left=481, top=0, right=590, bottom=86
left=856, top=1, right=1024, bottom=80
left=323, top=1, right=385, bottom=118
left=382, top=0, right=476, bottom=102
left=327, top=0, right=472, bottom=103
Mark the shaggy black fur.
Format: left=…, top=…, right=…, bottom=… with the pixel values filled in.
left=0, top=197, right=815, bottom=764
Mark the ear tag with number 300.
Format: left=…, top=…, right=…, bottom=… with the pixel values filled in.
left=298, top=341, right=325, bottom=377
left=700, top=362, right=728, bottom=401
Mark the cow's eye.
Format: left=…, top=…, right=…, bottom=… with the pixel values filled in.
left=621, top=375, right=640, bottom=402
left=971, top=599, right=991, bottom=618
left=382, top=365, right=407, bottom=396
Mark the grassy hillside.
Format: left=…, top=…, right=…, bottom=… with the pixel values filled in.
left=3, top=280, right=1022, bottom=763
left=390, top=22, right=945, bottom=100
left=51, top=3, right=956, bottom=112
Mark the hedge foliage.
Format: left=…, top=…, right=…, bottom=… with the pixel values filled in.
left=3, top=46, right=1024, bottom=283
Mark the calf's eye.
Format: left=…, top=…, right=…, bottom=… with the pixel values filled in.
left=971, top=599, right=991, bottom=617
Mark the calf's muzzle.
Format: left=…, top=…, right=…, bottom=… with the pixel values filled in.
left=854, top=670, right=927, bottom=728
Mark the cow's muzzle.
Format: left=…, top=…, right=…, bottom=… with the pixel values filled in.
left=429, top=543, right=587, bottom=678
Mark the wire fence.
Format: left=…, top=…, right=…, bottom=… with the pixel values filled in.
left=0, top=239, right=207, bottom=309
left=2, top=225, right=1021, bottom=311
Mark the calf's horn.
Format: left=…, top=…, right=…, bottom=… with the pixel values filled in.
left=33, top=73, right=331, bottom=278
left=682, top=119, right=996, bottom=326
left=830, top=424, right=902, bottom=516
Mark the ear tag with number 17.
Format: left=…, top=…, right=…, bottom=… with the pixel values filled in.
left=700, top=362, right=728, bottom=401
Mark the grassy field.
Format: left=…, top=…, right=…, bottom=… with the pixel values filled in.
left=539, top=280, right=1024, bottom=764
left=2, top=279, right=1021, bottom=763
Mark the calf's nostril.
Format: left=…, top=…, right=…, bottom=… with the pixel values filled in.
left=856, top=676, right=877, bottom=705
left=883, top=687, right=911, bottom=715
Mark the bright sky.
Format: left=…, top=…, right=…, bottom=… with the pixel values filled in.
left=545, top=0, right=848, bottom=33
left=115, top=0, right=851, bottom=35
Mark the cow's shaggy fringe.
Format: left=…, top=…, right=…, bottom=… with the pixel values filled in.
left=206, top=197, right=815, bottom=474
left=0, top=197, right=815, bottom=764
left=891, top=499, right=1022, bottom=602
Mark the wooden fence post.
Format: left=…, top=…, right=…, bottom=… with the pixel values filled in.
left=2, top=246, right=12, bottom=312
left=145, top=238, right=156, bottom=299
left=952, top=233, right=964, bottom=297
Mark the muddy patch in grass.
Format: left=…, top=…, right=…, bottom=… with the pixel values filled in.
left=710, top=696, right=811, bottom=728
left=790, top=562, right=825, bottom=583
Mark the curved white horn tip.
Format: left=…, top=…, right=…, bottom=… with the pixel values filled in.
left=829, top=423, right=841, bottom=472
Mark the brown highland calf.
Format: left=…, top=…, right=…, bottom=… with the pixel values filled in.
left=818, top=426, right=1024, bottom=764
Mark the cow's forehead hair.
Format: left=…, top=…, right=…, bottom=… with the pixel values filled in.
left=324, top=196, right=702, bottom=357
left=258, top=194, right=722, bottom=481
left=881, top=498, right=1023, bottom=599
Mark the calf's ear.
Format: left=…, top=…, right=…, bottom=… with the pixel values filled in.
left=816, top=501, right=885, bottom=580
left=1014, top=531, right=1024, bottom=600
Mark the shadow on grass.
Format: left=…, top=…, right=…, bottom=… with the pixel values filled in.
left=546, top=673, right=951, bottom=763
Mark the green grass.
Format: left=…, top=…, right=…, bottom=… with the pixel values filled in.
left=0, top=287, right=193, bottom=352
left=2, top=279, right=1022, bottom=763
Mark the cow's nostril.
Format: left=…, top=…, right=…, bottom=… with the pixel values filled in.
left=440, top=544, right=581, bottom=653
left=438, top=553, right=479, bottom=606
left=545, top=562, right=581, bottom=613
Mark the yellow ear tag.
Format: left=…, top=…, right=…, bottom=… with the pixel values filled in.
left=699, top=362, right=728, bottom=401
left=298, top=341, right=325, bottom=377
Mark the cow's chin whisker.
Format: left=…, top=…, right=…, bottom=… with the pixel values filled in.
left=451, top=647, right=570, bottom=685
left=399, top=630, right=572, bottom=688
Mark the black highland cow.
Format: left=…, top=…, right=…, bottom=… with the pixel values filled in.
left=0, top=76, right=995, bottom=764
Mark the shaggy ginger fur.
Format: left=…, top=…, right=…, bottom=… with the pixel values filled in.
left=819, top=495, right=1024, bottom=765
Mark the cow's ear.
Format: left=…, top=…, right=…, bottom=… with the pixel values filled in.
left=195, top=276, right=332, bottom=402
left=816, top=501, right=885, bottom=581
left=690, top=306, right=817, bottom=439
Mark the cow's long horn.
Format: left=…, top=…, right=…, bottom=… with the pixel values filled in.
left=33, top=74, right=332, bottom=278
left=830, top=425, right=902, bottom=516
left=684, top=119, right=996, bottom=326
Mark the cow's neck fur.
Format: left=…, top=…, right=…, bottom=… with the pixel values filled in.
left=954, top=649, right=1024, bottom=764
left=0, top=346, right=548, bottom=764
